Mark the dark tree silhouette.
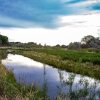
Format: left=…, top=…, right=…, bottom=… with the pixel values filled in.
left=0, top=34, right=8, bottom=46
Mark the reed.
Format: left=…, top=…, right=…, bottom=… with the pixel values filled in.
left=0, top=49, right=45, bottom=100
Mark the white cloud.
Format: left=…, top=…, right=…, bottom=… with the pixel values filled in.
left=0, top=14, right=99, bottom=46
left=60, top=13, right=100, bottom=27
left=70, top=0, right=99, bottom=7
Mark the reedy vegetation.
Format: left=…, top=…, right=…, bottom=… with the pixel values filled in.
left=56, top=73, right=100, bottom=100
left=32, top=48, right=100, bottom=65
left=0, top=50, right=45, bottom=100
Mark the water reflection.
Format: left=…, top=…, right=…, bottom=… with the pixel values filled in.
left=2, top=54, right=100, bottom=99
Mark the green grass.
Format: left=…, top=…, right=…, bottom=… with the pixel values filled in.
left=0, top=50, right=7, bottom=60
left=32, top=48, right=100, bottom=65
left=0, top=64, right=45, bottom=99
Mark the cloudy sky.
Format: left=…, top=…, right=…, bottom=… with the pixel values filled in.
left=0, top=0, right=100, bottom=45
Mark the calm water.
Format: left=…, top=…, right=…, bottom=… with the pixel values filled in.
left=2, top=54, right=100, bottom=99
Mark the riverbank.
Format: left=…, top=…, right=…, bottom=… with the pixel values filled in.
left=16, top=49, right=100, bottom=80
left=0, top=50, right=45, bottom=100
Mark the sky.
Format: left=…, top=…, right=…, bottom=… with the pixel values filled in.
left=0, top=0, right=100, bottom=45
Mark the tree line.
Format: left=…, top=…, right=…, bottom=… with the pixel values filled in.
left=68, top=35, right=100, bottom=49
left=0, top=34, right=100, bottom=49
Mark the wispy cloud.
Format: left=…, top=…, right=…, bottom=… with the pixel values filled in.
left=0, top=0, right=100, bottom=28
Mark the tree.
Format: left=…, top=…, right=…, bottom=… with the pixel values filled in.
left=81, top=35, right=100, bottom=48
left=2, top=36, right=8, bottom=45
left=0, top=34, right=8, bottom=46
left=81, top=35, right=95, bottom=44
left=68, top=42, right=81, bottom=49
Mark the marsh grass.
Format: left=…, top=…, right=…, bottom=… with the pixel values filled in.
left=56, top=73, right=100, bottom=100
left=32, top=48, right=100, bottom=65
left=0, top=49, right=46, bottom=100
left=0, top=64, right=46, bottom=100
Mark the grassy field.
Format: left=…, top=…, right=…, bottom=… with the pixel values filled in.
left=32, top=48, right=100, bottom=65
left=16, top=48, right=100, bottom=80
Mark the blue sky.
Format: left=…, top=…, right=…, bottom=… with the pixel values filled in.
left=0, top=0, right=100, bottom=45
left=0, top=0, right=100, bottom=28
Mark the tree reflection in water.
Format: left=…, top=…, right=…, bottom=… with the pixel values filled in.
left=57, top=70, right=100, bottom=100
left=43, top=64, right=48, bottom=99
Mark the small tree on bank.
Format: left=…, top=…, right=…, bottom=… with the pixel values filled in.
left=0, top=34, right=8, bottom=46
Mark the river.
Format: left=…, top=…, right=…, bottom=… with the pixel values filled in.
left=2, top=54, right=100, bottom=99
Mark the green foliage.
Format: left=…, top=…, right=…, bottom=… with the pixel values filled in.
left=0, top=34, right=8, bottom=45
left=31, top=48, right=100, bottom=65
left=0, top=70, right=44, bottom=99
left=0, top=50, right=7, bottom=60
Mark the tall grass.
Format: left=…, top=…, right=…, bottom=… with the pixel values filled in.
left=0, top=64, right=45, bottom=99
left=56, top=73, right=100, bottom=100
left=32, top=48, right=100, bottom=65
left=0, top=49, right=45, bottom=100
left=0, top=50, right=7, bottom=60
